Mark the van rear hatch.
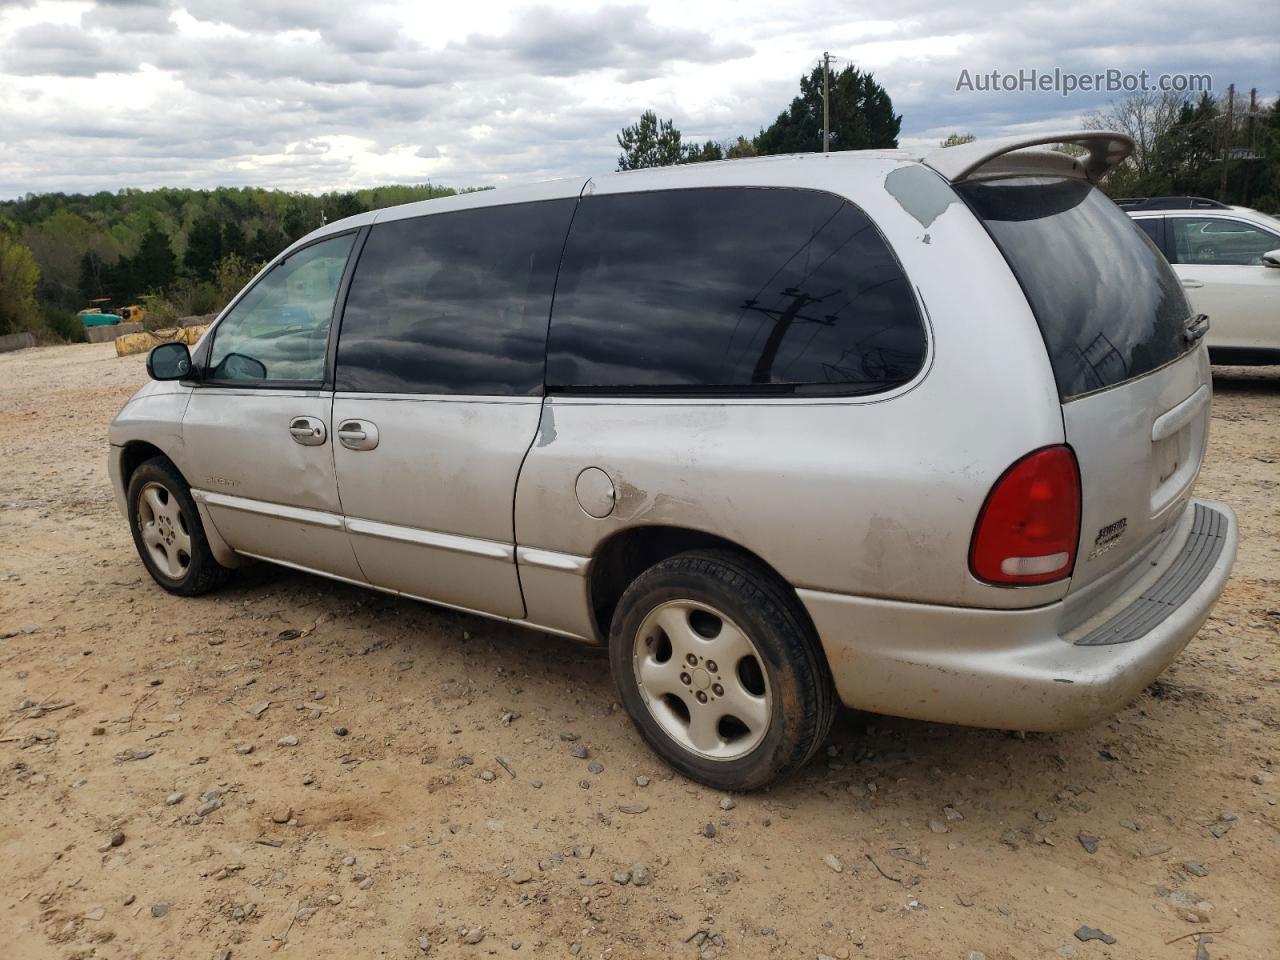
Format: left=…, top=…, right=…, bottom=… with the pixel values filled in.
left=957, top=176, right=1209, bottom=602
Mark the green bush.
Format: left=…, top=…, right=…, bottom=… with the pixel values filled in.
left=214, top=253, right=260, bottom=306
left=43, top=308, right=86, bottom=343
left=140, top=292, right=179, bottom=329
left=138, top=279, right=219, bottom=329
left=189, top=281, right=220, bottom=316
left=0, top=228, right=41, bottom=336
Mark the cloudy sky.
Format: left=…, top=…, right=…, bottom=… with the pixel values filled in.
left=0, top=0, right=1276, bottom=198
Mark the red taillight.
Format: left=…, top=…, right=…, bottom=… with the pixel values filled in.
left=970, top=445, right=1081, bottom=586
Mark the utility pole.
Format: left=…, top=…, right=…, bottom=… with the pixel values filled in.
left=1247, top=88, right=1259, bottom=152
left=822, top=51, right=831, bottom=153
left=1218, top=83, right=1235, bottom=202
left=1243, top=88, right=1258, bottom=204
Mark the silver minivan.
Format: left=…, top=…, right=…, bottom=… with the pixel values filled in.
left=109, top=131, right=1238, bottom=790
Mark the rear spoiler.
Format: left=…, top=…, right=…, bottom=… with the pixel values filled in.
left=923, top=131, right=1134, bottom=185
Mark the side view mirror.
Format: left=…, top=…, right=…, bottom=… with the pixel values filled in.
left=1262, top=249, right=1280, bottom=268
left=147, top=342, right=192, bottom=381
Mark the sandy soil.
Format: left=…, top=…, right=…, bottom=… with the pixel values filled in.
left=1, top=342, right=1276, bottom=960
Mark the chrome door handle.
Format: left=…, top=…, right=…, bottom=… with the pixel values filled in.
left=337, top=419, right=379, bottom=451
left=289, top=416, right=327, bottom=446
left=1181, top=279, right=1204, bottom=288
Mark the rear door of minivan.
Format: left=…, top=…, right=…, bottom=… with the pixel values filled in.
left=957, top=176, right=1209, bottom=612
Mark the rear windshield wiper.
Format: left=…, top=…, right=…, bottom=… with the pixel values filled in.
left=1184, top=314, right=1210, bottom=345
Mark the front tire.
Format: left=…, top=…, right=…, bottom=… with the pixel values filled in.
left=609, top=549, right=835, bottom=791
left=127, top=456, right=231, bottom=596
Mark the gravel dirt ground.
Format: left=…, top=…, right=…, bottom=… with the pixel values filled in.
left=1, top=342, right=1277, bottom=960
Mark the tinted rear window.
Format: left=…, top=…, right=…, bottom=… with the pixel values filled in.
left=958, top=177, right=1192, bottom=401
left=546, top=187, right=926, bottom=394
left=336, top=199, right=575, bottom=395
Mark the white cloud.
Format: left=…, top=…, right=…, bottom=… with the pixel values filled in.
left=0, top=0, right=1275, bottom=197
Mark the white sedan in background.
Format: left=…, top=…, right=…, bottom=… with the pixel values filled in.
left=1124, top=197, right=1280, bottom=364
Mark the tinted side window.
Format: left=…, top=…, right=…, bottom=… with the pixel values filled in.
left=208, top=232, right=355, bottom=384
left=1169, top=217, right=1280, bottom=265
left=546, top=188, right=926, bottom=394
left=336, top=199, right=576, bottom=395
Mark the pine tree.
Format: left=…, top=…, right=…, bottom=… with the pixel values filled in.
left=616, top=111, right=685, bottom=170
left=184, top=215, right=223, bottom=281
left=681, top=140, right=725, bottom=164
left=221, top=220, right=248, bottom=259
left=132, top=224, right=176, bottom=294
left=755, top=65, right=901, bottom=155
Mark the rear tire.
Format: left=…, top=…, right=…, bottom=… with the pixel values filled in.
left=609, top=549, right=835, bottom=791
left=127, top=456, right=232, bottom=596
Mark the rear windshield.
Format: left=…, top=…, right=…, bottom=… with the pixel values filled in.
left=957, top=177, right=1193, bottom=401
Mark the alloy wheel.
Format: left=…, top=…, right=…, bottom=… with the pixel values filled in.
left=631, top=599, right=773, bottom=761
left=137, top=481, right=192, bottom=580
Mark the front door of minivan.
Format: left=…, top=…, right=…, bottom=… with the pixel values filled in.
left=328, top=197, right=577, bottom=618
left=183, top=232, right=364, bottom=580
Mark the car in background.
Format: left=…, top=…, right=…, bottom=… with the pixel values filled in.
left=1121, top=197, right=1280, bottom=365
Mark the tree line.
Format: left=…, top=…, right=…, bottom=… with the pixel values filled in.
left=0, top=183, right=475, bottom=339
left=937, top=91, right=1280, bottom=210
left=1084, top=90, right=1280, bottom=209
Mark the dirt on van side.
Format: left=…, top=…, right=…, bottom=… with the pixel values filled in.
left=0, top=341, right=1276, bottom=960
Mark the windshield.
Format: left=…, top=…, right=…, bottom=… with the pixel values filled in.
left=958, top=176, right=1194, bottom=401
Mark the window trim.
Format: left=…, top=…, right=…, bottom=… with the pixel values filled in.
left=545, top=379, right=914, bottom=399
left=190, top=227, right=365, bottom=391
left=323, top=227, right=371, bottom=387
left=1163, top=214, right=1280, bottom=266
left=543, top=184, right=931, bottom=400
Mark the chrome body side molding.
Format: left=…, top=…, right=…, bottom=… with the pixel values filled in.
left=192, top=489, right=344, bottom=530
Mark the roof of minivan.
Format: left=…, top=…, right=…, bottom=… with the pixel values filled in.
left=286, top=130, right=1133, bottom=256
left=611, top=149, right=922, bottom=172
left=287, top=150, right=921, bottom=252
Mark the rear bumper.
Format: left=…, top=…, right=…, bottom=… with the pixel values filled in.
left=800, top=498, right=1237, bottom=731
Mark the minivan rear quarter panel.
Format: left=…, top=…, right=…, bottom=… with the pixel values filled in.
left=515, top=156, right=1071, bottom=640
